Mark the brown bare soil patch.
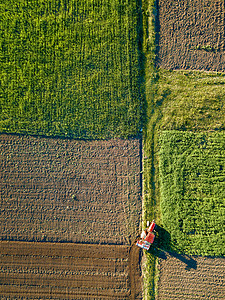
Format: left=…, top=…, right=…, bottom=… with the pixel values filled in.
left=156, top=0, right=225, bottom=71
left=0, top=241, right=142, bottom=299
left=156, top=251, right=225, bottom=300
left=0, top=134, right=141, bottom=245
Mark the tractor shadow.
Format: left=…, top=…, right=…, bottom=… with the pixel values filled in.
left=149, top=226, right=197, bottom=270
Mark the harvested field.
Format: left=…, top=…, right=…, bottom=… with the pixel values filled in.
left=156, top=0, right=225, bottom=71
left=0, top=134, right=142, bottom=245
left=156, top=251, right=225, bottom=300
left=0, top=241, right=142, bottom=299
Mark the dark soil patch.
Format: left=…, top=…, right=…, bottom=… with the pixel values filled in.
left=156, top=0, right=225, bottom=71
left=0, top=134, right=142, bottom=245
left=0, top=241, right=142, bottom=299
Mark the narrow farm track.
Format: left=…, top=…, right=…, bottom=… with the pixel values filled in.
left=0, top=241, right=142, bottom=299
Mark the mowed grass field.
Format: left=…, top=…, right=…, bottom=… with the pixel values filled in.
left=0, top=0, right=143, bottom=139
left=153, top=70, right=225, bottom=132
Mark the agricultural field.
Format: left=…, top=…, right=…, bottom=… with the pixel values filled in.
left=143, top=69, right=225, bottom=230
left=0, top=134, right=142, bottom=245
left=0, top=0, right=143, bottom=139
left=1, top=0, right=225, bottom=299
left=156, top=0, right=225, bottom=71
left=159, top=131, right=225, bottom=256
left=0, top=241, right=142, bottom=299
left=156, top=251, right=225, bottom=300
left=142, top=66, right=225, bottom=298
left=0, top=1, right=144, bottom=298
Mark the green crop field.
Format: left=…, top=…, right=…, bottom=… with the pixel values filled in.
left=159, top=131, right=225, bottom=256
left=0, top=0, right=143, bottom=139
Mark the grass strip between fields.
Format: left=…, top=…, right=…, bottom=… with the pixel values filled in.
left=141, top=0, right=158, bottom=299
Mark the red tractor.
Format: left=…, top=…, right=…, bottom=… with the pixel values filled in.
left=136, top=220, right=156, bottom=250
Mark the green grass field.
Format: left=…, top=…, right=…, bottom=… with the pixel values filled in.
left=0, top=0, right=143, bottom=139
left=159, top=131, right=225, bottom=256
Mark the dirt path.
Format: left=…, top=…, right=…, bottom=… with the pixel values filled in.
left=0, top=241, right=142, bottom=299
left=129, top=244, right=142, bottom=299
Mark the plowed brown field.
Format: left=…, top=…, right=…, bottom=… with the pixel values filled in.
left=0, top=241, right=142, bottom=299
left=156, top=251, right=225, bottom=300
left=0, top=134, right=141, bottom=245
left=156, top=0, right=225, bottom=71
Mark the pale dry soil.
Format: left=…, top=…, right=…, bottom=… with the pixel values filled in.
left=156, top=251, right=225, bottom=300
left=0, top=134, right=142, bottom=245
left=156, top=0, right=225, bottom=71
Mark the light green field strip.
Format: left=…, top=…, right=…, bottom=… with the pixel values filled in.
left=153, top=70, right=225, bottom=132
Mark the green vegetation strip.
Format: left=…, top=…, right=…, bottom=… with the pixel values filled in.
left=141, top=0, right=158, bottom=299
left=159, top=131, right=225, bottom=256
left=0, top=0, right=143, bottom=139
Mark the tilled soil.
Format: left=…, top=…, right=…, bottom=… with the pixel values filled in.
left=156, top=251, right=225, bottom=300
left=156, top=0, right=225, bottom=71
left=0, top=241, right=142, bottom=299
left=0, top=134, right=141, bottom=245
